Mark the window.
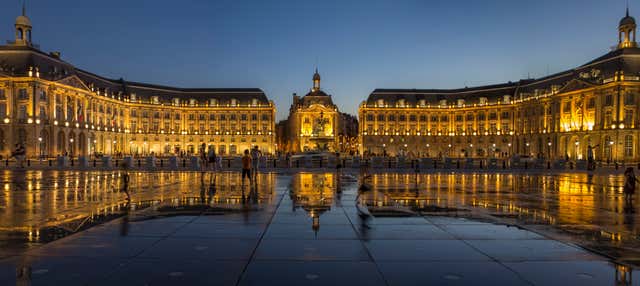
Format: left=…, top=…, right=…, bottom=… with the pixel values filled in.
left=455, top=115, right=463, bottom=121
left=39, top=91, right=47, bottom=101
left=563, top=102, right=571, bottom=113
left=431, top=116, right=438, bottom=122
left=39, top=106, right=47, bottom=120
left=174, top=113, right=181, bottom=120
left=261, top=114, right=269, bottom=121
left=251, top=114, right=258, bottom=121
left=399, top=115, right=406, bottom=121
left=220, top=114, right=226, bottom=120
left=230, top=114, right=237, bottom=121
left=625, top=135, right=634, bottom=157
left=377, top=114, right=385, bottom=121
left=478, top=112, right=486, bottom=121
left=0, top=103, right=6, bottom=118
left=153, top=112, right=160, bottom=119
left=466, top=114, right=474, bottom=121
left=388, top=115, right=395, bottom=121
left=605, top=94, right=613, bottom=106
left=501, top=111, right=510, bottom=119
left=587, top=98, right=595, bottom=109
left=142, top=111, right=148, bottom=118
left=18, top=89, right=28, bottom=100
left=164, top=112, right=170, bottom=119
left=625, top=93, right=635, bottom=105
left=209, top=114, right=216, bottom=120
left=501, top=123, right=509, bottom=133
left=366, top=114, right=374, bottom=121
left=18, top=105, right=27, bottom=120
left=419, top=115, right=427, bottom=121
left=488, top=113, right=497, bottom=120
left=625, top=110, right=634, bottom=127
left=241, top=114, right=247, bottom=121
left=409, top=115, right=416, bottom=122
left=604, top=110, right=612, bottom=127
left=440, top=115, right=448, bottom=122
left=188, top=114, right=195, bottom=120
left=0, top=90, right=5, bottom=100
left=198, top=114, right=205, bottom=121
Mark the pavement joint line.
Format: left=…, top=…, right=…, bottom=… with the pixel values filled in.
left=429, top=218, right=536, bottom=286
left=233, top=181, right=287, bottom=286
left=342, top=182, right=391, bottom=286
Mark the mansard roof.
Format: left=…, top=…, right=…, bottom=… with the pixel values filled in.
left=365, top=47, right=640, bottom=107
left=0, top=45, right=270, bottom=106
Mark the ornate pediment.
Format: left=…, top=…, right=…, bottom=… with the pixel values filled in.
left=558, top=79, right=595, bottom=94
left=55, top=75, right=91, bottom=91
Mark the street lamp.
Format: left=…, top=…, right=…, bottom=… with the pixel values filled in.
left=70, top=138, right=74, bottom=157
left=38, top=137, right=42, bottom=160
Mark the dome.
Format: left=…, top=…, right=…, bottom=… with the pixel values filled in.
left=620, top=15, right=636, bottom=26
left=15, top=15, right=31, bottom=27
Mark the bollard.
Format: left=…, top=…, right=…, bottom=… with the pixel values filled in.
left=160, top=159, right=164, bottom=167
left=49, top=160, right=52, bottom=167
left=137, top=159, right=141, bottom=167
left=27, top=159, right=30, bottom=166
left=320, top=159, right=323, bottom=168
left=71, top=159, right=74, bottom=166
left=615, top=162, right=619, bottom=170
left=547, top=161, right=551, bottom=169
left=274, top=159, right=277, bottom=168
left=411, top=160, right=415, bottom=169
left=115, top=160, right=119, bottom=167
left=296, top=160, right=300, bottom=168
left=227, top=159, right=231, bottom=168
left=183, top=159, right=186, bottom=168
left=434, top=160, right=437, bottom=169
left=93, top=159, right=96, bottom=167
left=524, top=162, right=528, bottom=169
left=456, top=160, right=460, bottom=169
left=570, top=162, right=574, bottom=169
left=502, top=161, right=506, bottom=169
left=480, top=160, right=483, bottom=169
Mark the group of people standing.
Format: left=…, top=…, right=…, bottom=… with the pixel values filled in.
left=198, top=143, right=262, bottom=187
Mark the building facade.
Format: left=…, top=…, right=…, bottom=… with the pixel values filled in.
left=359, top=10, right=640, bottom=163
left=278, top=70, right=340, bottom=153
left=0, top=9, right=276, bottom=158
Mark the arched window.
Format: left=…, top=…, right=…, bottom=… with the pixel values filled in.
left=27, top=30, right=31, bottom=42
left=17, top=28, right=23, bottom=40
left=625, top=135, right=634, bottom=157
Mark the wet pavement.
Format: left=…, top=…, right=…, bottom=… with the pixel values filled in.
left=0, top=170, right=638, bottom=285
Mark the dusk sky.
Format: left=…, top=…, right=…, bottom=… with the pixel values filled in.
left=0, top=0, right=630, bottom=120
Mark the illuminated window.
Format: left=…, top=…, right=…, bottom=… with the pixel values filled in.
left=625, top=110, right=634, bottom=127
left=625, top=135, right=633, bottom=157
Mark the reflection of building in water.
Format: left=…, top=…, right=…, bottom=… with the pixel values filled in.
left=290, top=173, right=334, bottom=231
left=360, top=10, right=640, bottom=161
left=0, top=171, right=275, bottom=245
left=0, top=4, right=276, bottom=157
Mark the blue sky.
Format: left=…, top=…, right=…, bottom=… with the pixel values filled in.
left=0, top=0, right=631, bottom=120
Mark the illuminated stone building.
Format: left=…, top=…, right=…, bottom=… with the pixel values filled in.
left=359, top=10, right=640, bottom=162
left=279, top=70, right=340, bottom=152
left=0, top=8, right=276, bottom=158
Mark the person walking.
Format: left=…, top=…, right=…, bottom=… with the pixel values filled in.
left=208, top=146, right=217, bottom=172
left=250, top=146, right=262, bottom=179
left=11, top=143, right=26, bottom=168
left=241, top=149, right=252, bottom=186
left=624, top=167, right=639, bottom=203
left=199, top=143, right=208, bottom=170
